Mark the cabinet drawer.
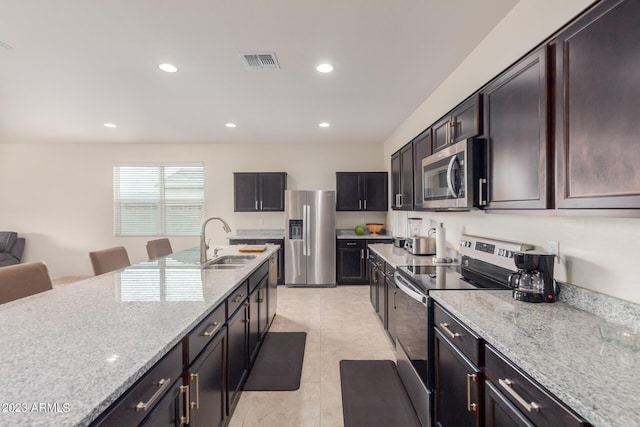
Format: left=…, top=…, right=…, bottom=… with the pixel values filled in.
left=186, top=303, right=226, bottom=366
left=249, top=261, right=269, bottom=292
left=485, top=345, right=589, bottom=427
left=95, top=343, right=183, bottom=426
left=337, top=240, right=365, bottom=249
left=227, top=282, right=248, bottom=317
left=433, top=303, right=482, bottom=366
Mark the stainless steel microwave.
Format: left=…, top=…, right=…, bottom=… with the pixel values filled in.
left=421, top=138, right=487, bottom=210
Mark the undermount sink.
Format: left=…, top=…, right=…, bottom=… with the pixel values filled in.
left=202, top=255, right=257, bottom=269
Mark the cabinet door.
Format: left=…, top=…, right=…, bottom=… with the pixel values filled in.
left=248, top=287, right=261, bottom=366
left=362, top=172, right=388, bottom=211
left=484, top=380, right=534, bottom=427
left=368, top=259, right=378, bottom=311
left=188, top=329, right=226, bottom=427
left=234, top=173, right=259, bottom=212
left=484, top=47, right=551, bottom=209
left=390, top=152, right=401, bottom=209
left=227, top=304, right=248, bottom=413
left=259, top=173, right=286, bottom=211
left=400, top=144, right=414, bottom=210
left=555, top=0, right=640, bottom=210
left=413, top=130, right=432, bottom=209
left=432, top=116, right=450, bottom=153
left=336, top=241, right=366, bottom=284
left=452, top=94, right=482, bottom=143
left=257, top=277, right=269, bottom=339
left=385, top=276, right=397, bottom=347
left=434, top=329, right=482, bottom=427
left=336, top=173, right=362, bottom=211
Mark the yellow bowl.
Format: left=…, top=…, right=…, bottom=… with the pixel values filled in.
left=366, top=223, right=384, bottom=236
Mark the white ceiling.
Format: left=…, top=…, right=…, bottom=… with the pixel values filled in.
left=0, top=0, right=518, bottom=145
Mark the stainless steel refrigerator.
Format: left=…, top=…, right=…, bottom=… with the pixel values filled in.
left=284, top=190, right=336, bottom=287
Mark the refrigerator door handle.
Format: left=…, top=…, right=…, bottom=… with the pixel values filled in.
left=302, top=204, right=308, bottom=256
left=305, top=204, right=311, bottom=256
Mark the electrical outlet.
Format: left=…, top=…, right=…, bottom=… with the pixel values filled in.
left=548, top=241, right=560, bottom=263
left=258, top=218, right=264, bottom=226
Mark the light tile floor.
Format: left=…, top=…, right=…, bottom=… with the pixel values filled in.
left=228, top=285, right=396, bottom=427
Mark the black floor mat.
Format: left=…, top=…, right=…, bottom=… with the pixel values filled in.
left=243, top=332, right=306, bottom=391
left=340, top=360, right=422, bottom=427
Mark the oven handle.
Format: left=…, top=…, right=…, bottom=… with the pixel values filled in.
left=394, top=273, right=427, bottom=305
left=446, top=155, right=458, bottom=198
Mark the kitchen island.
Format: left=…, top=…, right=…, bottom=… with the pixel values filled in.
left=0, top=245, right=278, bottom=426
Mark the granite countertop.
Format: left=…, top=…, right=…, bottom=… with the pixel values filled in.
left=430, top=290, right=640, bottom=427
left=227, top=229, right=284, bottom=240
left=336, top=229, right=393, bottom=240
left=368, top=243, right=438, bottom=267
left=0, top=245, right=277, bottom=427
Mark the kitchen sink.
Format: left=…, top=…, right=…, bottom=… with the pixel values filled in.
left=202, top=255, right=257, bottom=269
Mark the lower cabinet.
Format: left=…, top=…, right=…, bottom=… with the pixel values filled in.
left=337, top=240, right=367, bottom=284
left=484, top=380, right=534, bottom=427
left=227, top=299, right=248, bottom=414
left=368, top=254, right=378, bottom=311
left=186, top=328, right=226, bottom=427
left=385, top=274, right=397, bottom=347
left=138, top=378, right=187, bottom=427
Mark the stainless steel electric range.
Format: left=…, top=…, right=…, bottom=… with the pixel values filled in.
left=393, top=234, right=533, bottom=427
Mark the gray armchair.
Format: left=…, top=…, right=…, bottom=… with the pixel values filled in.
left=0, top=232, right=25, bottom=267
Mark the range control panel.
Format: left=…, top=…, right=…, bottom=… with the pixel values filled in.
left=459, top=234, right=533, bottom=270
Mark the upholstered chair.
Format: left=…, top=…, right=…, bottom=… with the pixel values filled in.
left=89, top=246, right=131, bottom=276
left=146, top=238, right=173, bottom=260
left=0, top=261, right=53, bottom=304
left=0, top=231, right=25, bottom=267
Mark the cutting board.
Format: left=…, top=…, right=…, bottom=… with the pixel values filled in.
left=238, top=245, right=267, bottom=253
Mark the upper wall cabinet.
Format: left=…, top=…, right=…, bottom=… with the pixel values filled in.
left=412, top=129, right=432, bottom=210
left=483, top=46, right=552, bottom=210
left=555, top=0, right=640, bottom=211
left=234, top=172, right=287, bottom=212
left=336, top=172, right=388, bottom=211
left=391, top=143, right=414, bottom=210
left=432, top=94, right=483, bottom=153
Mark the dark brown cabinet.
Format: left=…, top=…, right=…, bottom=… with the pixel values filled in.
left=391, top=143, right=414, bottom=210
left=187, top=328, right=226, bottom=427
left=484, top=380, right=534, bottom=427
left=248, top=274, right=268, bottom=366
left=555, top=0, right=640, bottom=211
left=337, top=240, right=367, bottom=284
left=412, top=129, right=432, bottom=210
left=138, top=379, right=186, bottom=427
left=433, top=94, right=482, bottom=153
left=484, top=46, right=552, bottom=210
left=336, top=172, right=388, bottom=211
left=227, top=295, right=248, bottom=413
left=385, top=273, right=397, bottom=346
left=230, top=239, right=284, bottom=285
left=233, top=172, right=287, bottom=212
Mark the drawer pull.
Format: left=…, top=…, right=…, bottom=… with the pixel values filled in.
left=499, top=378, right=541, bottom=413
left=203, top=322, right=222, bottom=337
left=346, top=242, right=357, bottom=246
left=136, top=377, right=171, bottom=412
left=179, top=384, right=190, bottom=425
left=440, top=322, right=460, bottom=340
left=467, top=373, right=478, bottom=412
left=190, top=373, right=200, bottom=410
left=232, top=293, right=246, bottom=303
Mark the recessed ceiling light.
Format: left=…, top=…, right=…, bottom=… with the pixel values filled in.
left=225, top=123, right=237, bottom=128
left=158, top=63, right=178, bottom=73
left=316, top=63, right=334, bottom=73
left=104, top=123, right=117, bottom=128
left=319, top=122, right=330, bottom=128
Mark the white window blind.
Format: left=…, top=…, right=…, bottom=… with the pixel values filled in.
left=114, top=164, right=204, bottom=236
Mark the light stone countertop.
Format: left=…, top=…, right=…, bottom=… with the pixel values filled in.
left=336, top=229, right=392, bottom=240
left=430, top=290, right=640, bottom=427
left=0, top=245, right=277, bottom=427
left=368, top=243, right=438, bottom=267
left=227, top=229, right=284, bottom=240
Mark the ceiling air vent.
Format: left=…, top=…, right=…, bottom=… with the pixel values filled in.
left=240, top=52, right=280, bottom=70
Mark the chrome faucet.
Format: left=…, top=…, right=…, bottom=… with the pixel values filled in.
left=200, top=217, right=232, bottom=264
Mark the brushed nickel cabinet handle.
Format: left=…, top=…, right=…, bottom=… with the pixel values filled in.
left=499, top=378, right=541, bottom=413
left=467, top=374, right=477, bottom=412
left=260, top=200, right=263, bottom=210
left=364, top=199, right=367, bottom=210
left=255, top=200, right=258, bottom=210
left=203, top=322, right=221, bottom=337
left=136, top=378, right=171, bottom=412
left=190, top=373, right=200, bottom=410
left=360, top=249, right=364, bottom=259
left=479, top=178, right=487, bottom=206
left=359, top=199, right=362, bottom=210
left=439, top=322, right=460, bottom=340
left=179, top=383, right=190, bottom=425
left=232, top=293, right=246, bottom=303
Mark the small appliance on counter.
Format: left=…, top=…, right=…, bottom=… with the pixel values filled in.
left=508, top=251, right=558, bottom=303
left=404, top=236, right=436, bottom=255
left=393, top=237, right=406, bottom=248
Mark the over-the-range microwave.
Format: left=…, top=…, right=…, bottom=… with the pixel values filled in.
left=421, top=138, right=487, bottom=210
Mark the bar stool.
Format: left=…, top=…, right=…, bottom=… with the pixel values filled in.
left=89, top=246, right=131, bottom=276
left=0, top=261, right=53, bottom=304
left=146, top=238, right=173, bottom=260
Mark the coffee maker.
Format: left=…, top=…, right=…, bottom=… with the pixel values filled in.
left=508, top=251, right=558, bottom=303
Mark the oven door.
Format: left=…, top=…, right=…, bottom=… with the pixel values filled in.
left=394, top=272, right=431, bottom=427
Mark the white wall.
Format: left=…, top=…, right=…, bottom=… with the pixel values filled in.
left=0, top=142, right=386, bottom=278
left=383, top=0, right=640, bottom=305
